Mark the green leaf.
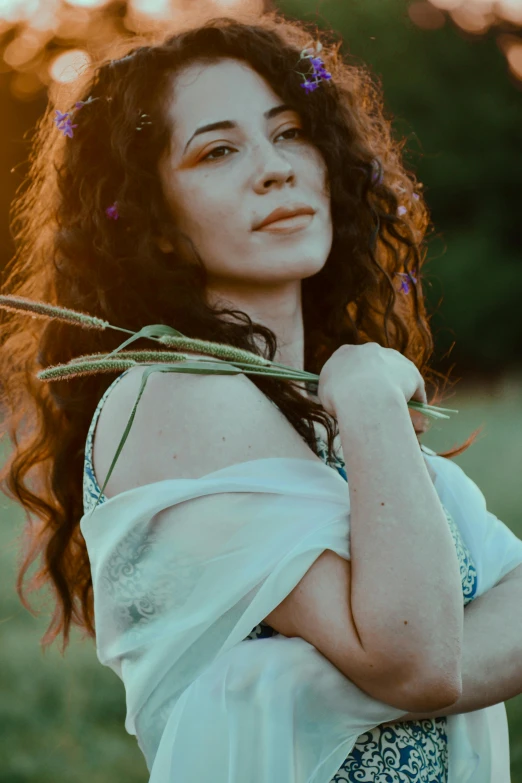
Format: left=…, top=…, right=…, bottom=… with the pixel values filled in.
left=88, top=364, right=171, bottom=517
left=103, top=324, right=186, bottom=360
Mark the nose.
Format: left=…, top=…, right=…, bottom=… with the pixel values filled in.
left=252, top=139, right=296, bottom=192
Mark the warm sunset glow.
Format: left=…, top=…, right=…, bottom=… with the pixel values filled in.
left=428, top=0, right=522, bottom=31
left=498, top=32, right=522, bottom=77
left=429, top=0, right=463, bottom=10
left=0, top=0, right=521, bottom=92
left=408, top=2, right=447, bottom=29
left=49, top=48, right=91, bottom=83
left=129, top=0, right=171, bottom=16
left=405, top=0, right=522, bottom=78
left=450, top=4, right=495, bottom=33
left=64, top=0, right=108, bottom=7
left=498, top=0, right=522, bottom=23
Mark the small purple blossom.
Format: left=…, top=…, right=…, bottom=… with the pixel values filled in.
left=310, top=57, right=325, bottom=71
left=397, top=205, right=408, bottom=216
left=371, top=158, right=384, bottom=186
left=61, top=118, right=78, bottom=138
left=54, top=109, right=70, bottom=127
left=54, top=110, right=78, bottom=138
left=298, top=51, right=332, bottom=94
left=54, top=96, right=100, bottom=139
left=105, top=203, right=119, bottom=220
left=398, top=276, right=410, bottom=294
left=397, top=270, right=418, bottom=293
left=413, top=192, right=420, bottom=200
left=300, top=80, right=320, bottom=93
left=310, top=58, right=332, bottom=81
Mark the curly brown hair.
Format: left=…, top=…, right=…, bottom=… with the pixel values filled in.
left=0, top=10, right=482, bottom=655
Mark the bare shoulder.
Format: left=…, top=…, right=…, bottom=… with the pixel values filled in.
left=92, top=358, right=323, bottom=498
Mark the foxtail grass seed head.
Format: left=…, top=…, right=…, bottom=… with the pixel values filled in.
left=157, top=335, right=272, bottom=366
left=1, top=295, right=455, bottom=420
left=37, top=359, right=138, bottom=381
left=0, top=295, right=110, bottom=330
left=68, top=351, right=190, bottom=365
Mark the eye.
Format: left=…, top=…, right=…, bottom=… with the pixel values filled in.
left=201, top=145, right=234, bottom=163
left=200, top=127, right=306, bottom=163
left=278, top=127, right=305, bottom=142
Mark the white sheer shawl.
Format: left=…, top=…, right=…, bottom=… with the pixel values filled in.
left=79, top=445, right=522, bottom=783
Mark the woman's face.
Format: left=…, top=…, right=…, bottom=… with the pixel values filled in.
left=157, top=58, right=333, bottom=292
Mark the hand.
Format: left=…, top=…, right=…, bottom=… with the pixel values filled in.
left=317, top=342, right=428, bottom=418
left=410, top=406, right=429, bottom=437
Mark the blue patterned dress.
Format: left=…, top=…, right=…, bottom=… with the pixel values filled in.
left=84, top=369, right=478, bottom=783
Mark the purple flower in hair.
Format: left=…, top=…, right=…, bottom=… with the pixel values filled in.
left=310, top=57, right=331, bottom=79
left=298, top=48, right=332, bottom=93
left=61, top=118, right=78, bottom=138
left=309, top=57, right=331, bottom=80
left=397, top=270, right=418, bottom=293
left=371, top=158, right=384, bottom=187
left=105, top=203, right=119, bottom=220
left=54, top=111, right=78, bottom=138
left=54, top=110, right=70, bottom=127
left=54, top=96, right=100, bottom=139
left=301, top=80, right=320, bottom=93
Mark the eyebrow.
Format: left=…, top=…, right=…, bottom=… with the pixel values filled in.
left=183, top=103, right=295, bottom=153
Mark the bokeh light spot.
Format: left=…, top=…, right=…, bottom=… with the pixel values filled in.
left=49, top=48, right=91, bottom=84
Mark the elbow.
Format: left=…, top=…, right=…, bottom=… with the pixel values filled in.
left=406, top=669, right=463, bottom=713
left=401, top=633, right=463, bottom=712
left=359, top=656, right=462, bottom=713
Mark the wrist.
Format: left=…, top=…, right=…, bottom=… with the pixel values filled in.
left=330, top=382, right=408, bottom=422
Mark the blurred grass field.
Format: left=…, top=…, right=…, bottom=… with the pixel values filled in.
left=1, top=371, right=521, bottom=782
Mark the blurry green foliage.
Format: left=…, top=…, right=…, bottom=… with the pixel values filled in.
left=279, top=0, right=522, bottom=371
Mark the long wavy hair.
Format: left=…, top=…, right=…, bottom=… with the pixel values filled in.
left=0, top=10, right=482, bottom=654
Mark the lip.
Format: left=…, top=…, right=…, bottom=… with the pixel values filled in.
left=256, top=213, right=314, bottom=234
left=254, top=204, right=315, bottom=230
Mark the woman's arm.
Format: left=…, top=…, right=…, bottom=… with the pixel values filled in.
left=382, top=575, right=522, bottom=726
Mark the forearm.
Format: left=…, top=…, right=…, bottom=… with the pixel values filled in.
left=335, top=386, right=463, bottom=677
left=382, top=578, right=522, bottom=725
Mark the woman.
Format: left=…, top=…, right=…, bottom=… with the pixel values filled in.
left=1, top=10, right=519, bottom=783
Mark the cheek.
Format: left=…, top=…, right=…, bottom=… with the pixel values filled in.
left=166, top=186, right=212, bottom=235
left=182, top=198, right=242, bottom=258
left=196, top=203, right=235, bottom=239
left=301, top=153, right=330, bottom=198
